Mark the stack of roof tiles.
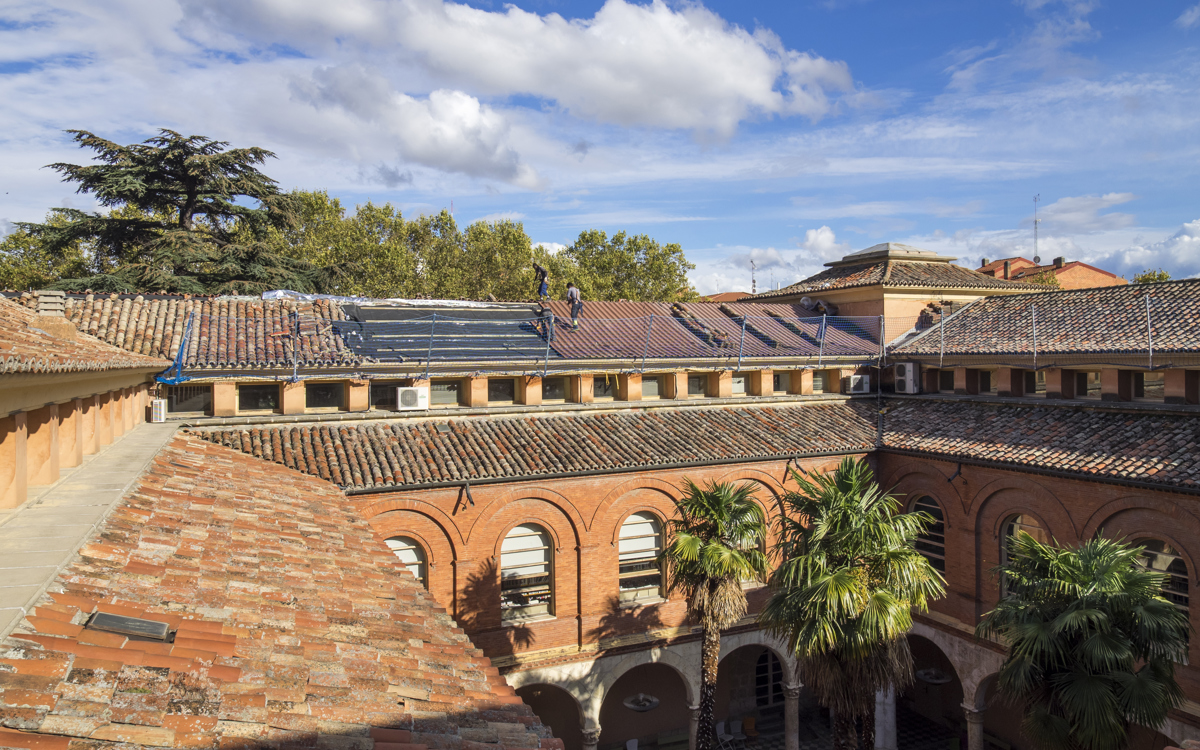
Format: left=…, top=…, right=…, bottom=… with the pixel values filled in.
left=746, top=259, right=1043, bottom=300
left=891, top=280, right=1200, bottom=357
left=883, top=400, right=1200, bottom=491
left=0, top=297, right=169, bottom=375
left=0, top=436, right=556, bottom=750
left=196, top=402, right=879, bottom=490
left=5, top=292, right=357, bottom=371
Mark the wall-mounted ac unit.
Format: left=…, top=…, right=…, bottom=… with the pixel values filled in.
left=396, top=386, right=430, bottom=411
left=848, top=374, right=871, bottom=394
left=894, top=362, right=920, bottom=394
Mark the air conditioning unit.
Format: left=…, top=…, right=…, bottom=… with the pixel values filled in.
left=847, top=374, right=871, bottom=394
left=894, top=362, right=920, bottom=394
left=396, top=386, right=430, bottom=411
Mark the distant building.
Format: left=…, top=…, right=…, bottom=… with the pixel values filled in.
left=977, top=255, right=1127, bottom=289
left=701, top=291, right=749, bottom=302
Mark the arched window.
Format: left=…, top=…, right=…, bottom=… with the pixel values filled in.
left=1002, top=514, right=1050, bottom=564
left=912, top=496, right=946, bottom=574
left=385, top=536, right=427, bottom=588
left=618, top=512, right=663, bottom=603
left=755, top=650, right=785, bottom=707
left=500, top=524, right=553, bottom=621
left=1135, top=538, right=1189, bottom=616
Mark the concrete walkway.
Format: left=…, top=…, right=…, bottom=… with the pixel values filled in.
left=0, top=422, right=178, bottom=638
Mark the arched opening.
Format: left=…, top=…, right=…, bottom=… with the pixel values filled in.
left=911, top=496, right=946, bottom=574
left=1135, top=538, right=1190, bottom=616
left=598, top=662, right=690, bottom=748
left=516, top=683, right=583, bottom=750
left=898, top=635, right=963, bottom=747
left=500, top=523, right=553, bottom=621
left=715, top=645, right=799, bottom=742
left=384, top=536, right=427, bottom=588
left=618, top=512, right=664, bottom=604
left=1002, top=513, right=1049, bottom=563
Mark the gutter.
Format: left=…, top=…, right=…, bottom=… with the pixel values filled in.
left=341, top=448, right=870, bottom=496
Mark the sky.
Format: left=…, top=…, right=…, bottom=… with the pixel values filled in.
left=1, top=0, right=1199, bottom=295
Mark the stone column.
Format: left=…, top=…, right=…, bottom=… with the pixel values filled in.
left=464, top=376, right=488, bottom=407
left=784, top=684, right=802, bottom=750
left=27, top=404, right=60, bottom=486
left=748, top=369, right=773, bottom=396
left=789, top=370, right=814, bottom=395
left=518, top=375, right=543, bottom=405
left=0, top=412, right=28, bottom=510
left=1101, top=368, right=1132, bottom=402
left=347, top=380, right=369, bottom=412
left=874, top=687, right=897, bottom=750
left=688, top=704, right=700, bottom=750
left=953, top=368, right=980, bottom=395
left=963, top=704, right=985, bottom=750
left=582, top=726, right=601, bottom=750
left=281, top=381, right=306, bottom=415
left=708, top=370, right=733, bottom=398
left=81, top=396, right=98, bottom=455
left=213, top=382, right=237, bottom=417
left=60, top=399, right=83, bottom=469
left=617, top=373, right=642, bottom=401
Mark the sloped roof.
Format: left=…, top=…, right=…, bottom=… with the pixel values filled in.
left=891, top=279, right=1200, bottom=356
left=883, top=400, right=1200, bottom=491
left=195, top=402, right=879, bottom=490
left=0, top=297, right=169, bottom=375
left=0, top=436, right=554, bottom=750
left=745, top=260, right=1044, bottom=300
left=1009, top=261, right=1123, bottom=283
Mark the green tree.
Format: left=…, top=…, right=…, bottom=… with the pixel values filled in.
left=977, top=534, right=1189, bottom=750
left=1027, top=268, right=1061, bottom=287
left=1133, top=268, right=1171, bottom=284
left=0, top=210, right=90, bottom=290
left=663, top=480, right=768, bottom=750
left=19, top=129, right=330, bottom=294
left=561, top=229, right=697, bottom=302
left=760, top=457, right=944, bottom=750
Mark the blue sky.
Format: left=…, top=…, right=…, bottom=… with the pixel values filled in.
left=1, top=0, right=1198, bottom=294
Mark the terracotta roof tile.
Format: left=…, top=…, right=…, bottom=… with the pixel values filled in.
left=882, top=400, right=1200, bottom=490
left=746, top=260, right=1044, bottom=300
left=0, top=436, right=550, bottom=749
left=891, top=279, right=1200, bottom=356
left=195, top=402, right=879, bottom=490
left=0, top=297, right=169, bottom=375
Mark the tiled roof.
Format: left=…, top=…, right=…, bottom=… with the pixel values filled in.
left=882, top=400, right=1200, bottom=491
left=746, top=261, right=1044, bottom=300
left=195, top=402, right=879, bottom=490
left=0, top=436, right=554, bottom=750
left=5, top=292, right=357, bottom=371
left=890, top=280, right=1200, bottom=356
left=0, top=297, right=169, bottom=375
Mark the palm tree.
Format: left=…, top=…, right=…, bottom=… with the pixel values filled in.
left=977, top=533, right=1190, bottom=750
left=760, top=457, right=945, bottom=750
left=664, top=479, right=769, bottom=750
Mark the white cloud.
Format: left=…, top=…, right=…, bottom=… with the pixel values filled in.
left=473, top=211, right=526, bottom=223
left=1034, top=192, right=1136, bottom=234
left=183, top=0, right=856, bottom=138
left=1176, top=4, right=1200, bottom=29
left=727, top=247, right=788, bottom=272
left=534, top=241, right=567, bottom=255
left=800, top=225, right=851, bottom=261
left=1091, top=220, right=1200, bottom=279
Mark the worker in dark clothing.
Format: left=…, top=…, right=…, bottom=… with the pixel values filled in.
left=567, top=282, right=582, bottom=329
left=534, top=263, right=549, bottom=302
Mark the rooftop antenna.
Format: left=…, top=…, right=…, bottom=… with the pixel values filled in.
left=751, top=259, right=757, bottom=295
left=1032, top=194, right=1041, bottom=264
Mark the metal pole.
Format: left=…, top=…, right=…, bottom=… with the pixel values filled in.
left=425, top=314, right=437, bottom=381
left=640, top=314, right=654, bottom=373
left=939, top=310, right=945, bottom=370
left=878, top=315, right=885, bottom=367
left=1146, top=295, right=1154, bottom=370
left=1031, top=305, right=1038, bottom=372
left=543, top=313, right=554, bottom=379
left=291, top=311, right=299, bottom=383
left=736, top=318, right=747, bottom=370
left=818, top=314, right=826, bottom=368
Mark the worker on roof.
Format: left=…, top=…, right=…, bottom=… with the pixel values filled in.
left=567, top=282, right=582, bottom=330
left=534, top=262, right=549, bottom=302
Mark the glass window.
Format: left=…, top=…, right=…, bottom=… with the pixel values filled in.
left=500, top=524, right=553, bottom=621
left=813, top=371, right=826, bottom=394
left=642, top=375, right=662, bottom=399
left=687, top=374, right=707, bottom=397
left=594, top=376, right=615, bottom=400
left=488, top=378, right=516, bottom=404
left=385, top=536, right=427, bottom=588
left=370, top=381, right=406, bottom=410
left=755, top=650, right=785, bottom=708
left=306, top=382, right=344, bottom=409
left=166, top=385, right=211, bottom=414
left=938, top=370, right=955, bottom=392
left=238, top=383, right=279, bottom=412
left=1136, top=539, right=1189, bottom=615
left=912, top=497, right=946, bottom=573
left=1002, top=514, right=1049, bottom=565
left=618, top=512, right=663, bottom=603
left=773, top=372, right=790, bottom=394
left=431, top=380, right=461, bottom=406
left=542, top=376, right=567, bottom=401
left=732, top=372, right=747, bottom=395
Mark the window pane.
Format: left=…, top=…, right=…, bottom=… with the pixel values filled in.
left=813, top=372, right=826, bottom=393
left=594, top=376, right=615, bottom=399
left=542, top=377, right=567, bottom=401
left=939, top=370, right=955, bottom=392
left=488, top=378, right=516, bottom=403
left=385, top=536, right=427, bottom=587
left=912, top=496, right=946, bottom=573
left=687, top=374, right=707, bottom=396
left=773, top=372, right=790, bottom=393
left=501, top=524, right=553, bottom=619
left=732, top=373, right=746, bottom=394
left=979, top=371, right=993, bottom=394
left=166, top=385, right=211, bottom=413
left=306, top=382, right=343, bottom=409
left=238, top=384, right=279, bottom=411
left=370, top=382, right=398, bottom=409
left=431, top=380, right=460, bottom=405
left=1136, top=538, right=1189, bottom=613
left=1003, top=514, right=1049, bottom=565
left=619, top=512, right=662, bottom=602
left=642, top=376, right=661, bottom=398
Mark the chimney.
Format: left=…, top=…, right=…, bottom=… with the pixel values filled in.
left=1054, top=256, right=1065, bottom=269
left=33, top=290, right=77, bottom=340
left=980, top=257, right=990, bottom=267
left=1003, top=260, right=1011, bottom=280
